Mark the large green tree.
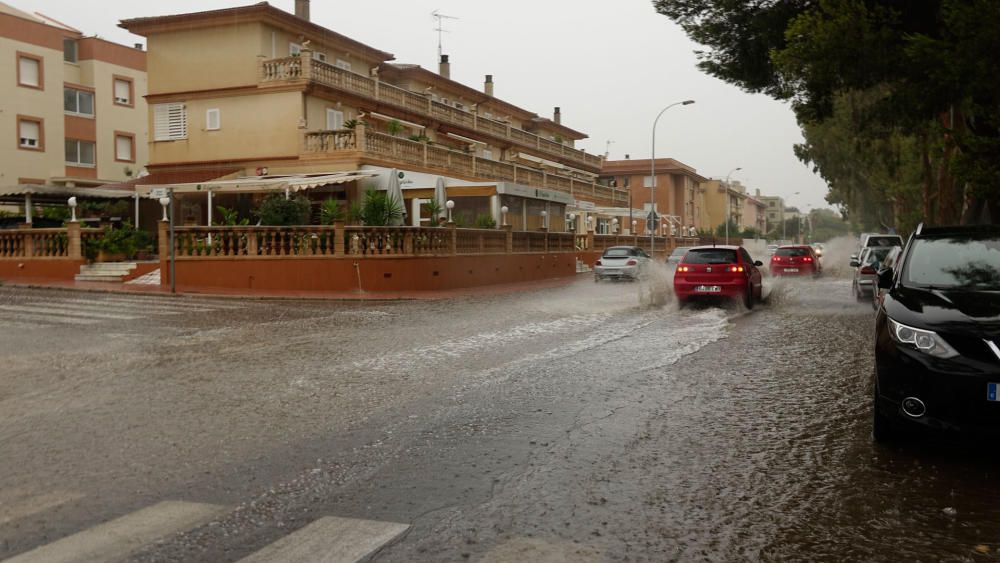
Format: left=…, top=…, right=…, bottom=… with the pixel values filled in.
left=654, top=0, right=1000, bottom=226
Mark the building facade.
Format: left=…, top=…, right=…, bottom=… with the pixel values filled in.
left=599, top=158, right=707, bottom=235
left=119, top=1, right=625, bottom=231
left=1, top=2, right=147, bottom=188
left=758, top=195, right=785, bottom=234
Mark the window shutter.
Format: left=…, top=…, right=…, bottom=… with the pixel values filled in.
left=19, top=57, right=39, bottom=86
left=116, top=135, right=132, bottom=161
left=19, top=121, right=39, bottom=147
left=154, top=103, right=187, bottom=141
left=206, top=108, right=221, bottom=130
left=114, top=79, right=130, bottom=104
left=326, top=109, right=343, bottom=131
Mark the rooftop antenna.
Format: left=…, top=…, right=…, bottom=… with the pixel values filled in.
left=604, top=140, right=614, bottom=159
left=432, top=9, right=458, bottom=60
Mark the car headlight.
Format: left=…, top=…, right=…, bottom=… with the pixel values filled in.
left=888, top=318, right=959, bottom=359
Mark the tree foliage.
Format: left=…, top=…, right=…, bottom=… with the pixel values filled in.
left=654, top=0, right=1000, bottom=227
left=257, top=193, right=311, bottom=226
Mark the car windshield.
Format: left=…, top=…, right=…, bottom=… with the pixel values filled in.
left=604, top=248, right=636, bottom=258
left=776, top=247, right=810, bottom=257
left=868, top=236, right=902, bottom=247
left=683, top=248, right=738, bottom=264
left=903, top=236, right=1000, bottom=289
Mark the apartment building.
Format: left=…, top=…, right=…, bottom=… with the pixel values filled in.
left=599, top=158, right=707, bottom=235
left=1, top=2, right=147, bottom=189
left=119, top=1, right=624, bottom=231
left=758, top=195, right=785, bottom=234
left=743, top=189, right=767, bottom=235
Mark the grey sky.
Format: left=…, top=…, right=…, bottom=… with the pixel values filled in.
left=28, top=0, right=831, bottom=212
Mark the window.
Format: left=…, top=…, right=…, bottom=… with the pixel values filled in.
left=64, top=87, right=95, bottom=116
left=65, top=139, right=96, bottom=167
left=289, top=42, right=302, bottom=56
left=63, top=38, right=78, bottom=63
left=334, top=59, right=351, bottom=71
left=17, top=53, right=42, bottom=89
left=17, top=117, right=42, bottom=150
left=312, top=51, right=327, bottom=62
left=206, top=108, right=221, bottom=131
left=623, top=177, right=630, bottom=188
left=326, top=109, right=344, bottom=131
left=113, top=77, right=133, bottom=106
left=153, top=103, right=187, bottom=141
left=114, top=133, right=135, bottom=162
left=482, top=149, right=493, bottom=161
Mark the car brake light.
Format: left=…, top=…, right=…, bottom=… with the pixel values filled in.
left=595, top=259, right=602, bottom=266
left=626, top=259, right=638, bottom=266
left=803, top=257, right=813, bottom=262
left=860, top=266, right=876, bottom=274
left=678, top=266, right=690, bottom=272
left=729, top=266, right=744, bottom=273
left=772, top=256, right=781, bottom=262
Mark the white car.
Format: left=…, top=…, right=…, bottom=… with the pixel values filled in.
left=594, top=246, right=651, bottom=282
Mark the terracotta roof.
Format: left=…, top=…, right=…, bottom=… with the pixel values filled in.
left=120, top=2, right=394, bottom=63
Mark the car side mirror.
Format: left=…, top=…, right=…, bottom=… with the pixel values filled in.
left=849, top=260, right=860, bottom=268
left=754, top=260, right=763, bottom=267
left=877, top=267, right=894, bottom=289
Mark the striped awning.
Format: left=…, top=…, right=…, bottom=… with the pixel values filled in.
left=133, top=171, right=378, bottom=197
left=0, top=184, right=134, bottom=204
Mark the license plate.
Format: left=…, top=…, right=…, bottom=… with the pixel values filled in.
left=695, top=285, right=721, bottom=293
left=784, top=268, right=799, bottom=272
left=989, top=383, right=1000, bottom=401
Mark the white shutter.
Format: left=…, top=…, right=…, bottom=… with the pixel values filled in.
left=154, top=103, right=187, bottom=141
left=326, top=109, right=344, bottom=131
left=114, top=79, right=131, bottom=104
left=19, top=57, right=39, bottom=87
left=19, top=121, right=39, bottom=148
left=206, top=108, right=221, bottom=130
left=116, top=135, right=132, bottom=161
left=334, top=59, right=351, bottom=71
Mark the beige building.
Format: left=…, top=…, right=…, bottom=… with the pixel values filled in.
left=1, top=2, right=147, bottom=189
left=758, top=195, right=785, bottom=234
left=119, top=1, right=623, bottom=231
left=743, top=189, right=767, bottom=234
left=599, top=158, right=708, bottom=235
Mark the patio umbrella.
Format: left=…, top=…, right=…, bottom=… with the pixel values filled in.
left=433, top=177, right=448, bottom=222
left=385, top=169, right=406, bottom=226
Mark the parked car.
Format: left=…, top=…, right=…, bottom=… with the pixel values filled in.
left=853, top=233, right=904, bottom=261
left=667, top=246, right=692, bottom=266
left=769, top=245, right=822, bottom=277
left=871, top=246, right=903, bottom=310
left=673, top=245, right=764, bottom=308
left=851, top=246, right=898, bottom=301
left=872, top=224, right=1000, bottom=442
left=594, top=246, right=651, bottom=282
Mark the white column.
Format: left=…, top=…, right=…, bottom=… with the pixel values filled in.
left=411, top=198, right=422, bottom=227
left=24, top=193, right=32, bottom=224
left=206, top=190, right=214, bottom=245
left=489, top=194, right=500, bottom=227
left=134, top=192, right=140, bottom=226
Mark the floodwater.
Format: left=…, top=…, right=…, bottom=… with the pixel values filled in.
left=4, top=239, right=1000, bottom=562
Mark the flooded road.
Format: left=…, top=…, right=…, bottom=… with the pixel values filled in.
left=2, top=263, right=1000, bottom=561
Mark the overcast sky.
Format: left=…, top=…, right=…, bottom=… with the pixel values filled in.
left=28, top=0, right=831, bottom=211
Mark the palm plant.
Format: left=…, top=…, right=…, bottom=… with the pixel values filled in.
left=359, top=189, right=404, bottom=226
left=320, top=198, right=344, bottom=224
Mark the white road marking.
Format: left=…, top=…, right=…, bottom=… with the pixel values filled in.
left=24, top=300, right=196, bottom=315
left=0, top=305, right=140, bottom=321
left=0, top=490, right=85, bottom=526
left=238, top=516, right=410, bottom=563
left=0, top=312, right=99, bottom=326
left=2, top=501, right=228, bottom=563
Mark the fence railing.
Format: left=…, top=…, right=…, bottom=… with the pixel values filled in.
left=0, top=225, right=99, bottom=260
left=260, top=55, right=604, bottom=172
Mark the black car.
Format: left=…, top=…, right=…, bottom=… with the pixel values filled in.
left=872, top=224, right=1000, bottom=442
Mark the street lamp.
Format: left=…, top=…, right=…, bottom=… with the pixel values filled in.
left=569, top=213, right=576, bottom=232
left=446, top=199, right=455, bottom=223
left=612, top=217, right=619, bottom=234
left=159, top=197, right=171, bottom=222
left=540, top=209, right=548, bottom=230
left=631, top=219, right=637, bottom=234
left=586, top=216, right=593, bottom=232
left=650, top=99, right=695, bottom=254
left=724, top=167, right=742, bottom=245
left=501, top=205, right=509, bottom=226
left=67, top=197, right=77, bottom=223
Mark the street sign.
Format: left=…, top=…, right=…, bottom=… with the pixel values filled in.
left=149, top=188, right=168, bottom=199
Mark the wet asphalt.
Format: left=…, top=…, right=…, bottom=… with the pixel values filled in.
left=3, top=248, right=1000, bottom=562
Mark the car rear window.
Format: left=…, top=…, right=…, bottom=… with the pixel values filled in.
left=776, top=247, right=810, bottom=257
left=683, top=248, right=738, bottom=264
left=867, top=236, right=903, bottom=247
left=903, top=236, right=1000, bottom=289
left=603, top=248, right=636, bottom=258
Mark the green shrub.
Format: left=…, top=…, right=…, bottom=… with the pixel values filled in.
left=320, top=198, right=344, bottom=225
left=257, top=193, right=311, bottom=226
left=475, top=213, right=496, bottom=229
left=358, top=189, right=404, bottom=226
left=215, top=206, right=249, bottom=226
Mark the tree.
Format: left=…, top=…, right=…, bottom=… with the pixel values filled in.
left=257, top=193, right=311, bottom=226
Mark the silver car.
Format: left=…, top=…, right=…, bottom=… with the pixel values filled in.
left=594, top=246, right=651, bottom=282
left=667, top=246, right=693, bottom=266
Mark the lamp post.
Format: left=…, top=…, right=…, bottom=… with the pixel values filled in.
left=501, top=205, right=509, bottom=226
left=159, top=197, right=170, bottom=222
left=68, top=197, right=78, bottom=223
left=612, top=218, right=619, bottom=234
left=446, top=199, right=455, bottom=223
left=540, top=209, right=548, bottom=230
left=569, top=213, right=576, bottom=232
left=723, top=167, right=742, bottom=245
left=650, top=99, right=695, bottom=254
left=631, top=219, right=637, bottom=234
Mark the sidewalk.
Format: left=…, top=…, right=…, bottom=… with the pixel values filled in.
left=0, top=275, right=579, bottom=301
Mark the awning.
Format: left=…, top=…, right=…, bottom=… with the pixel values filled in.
left=0, top=184, right=134, bottom=205
left=134, top=171, right=378, bottom=197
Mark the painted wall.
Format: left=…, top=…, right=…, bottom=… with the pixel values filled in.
left=146, top=24, right=264, bottom=95
left=0, top=259, right=84, bottom=281
left=164, top=254, right=577, bottom=293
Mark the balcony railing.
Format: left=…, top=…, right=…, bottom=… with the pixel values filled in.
left=304, top=129, right=628, bottom=206
left=260, top=56, right=604, bottom=171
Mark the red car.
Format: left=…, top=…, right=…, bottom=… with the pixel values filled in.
left=673, top=245, right=764, bottom=308
left=769, top=245, right=822, bottom=277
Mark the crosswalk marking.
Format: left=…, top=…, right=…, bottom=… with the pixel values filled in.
left=0, top=490, right=85, bottom=527
left=2, top=501, right=228, bottom=563
left=0, top=305, right=141, bottom=321
left=238, top=516, right=410, bottom=563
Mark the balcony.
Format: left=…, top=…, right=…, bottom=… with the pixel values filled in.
left=259, top=56, right=605, bottom=172
left=303, top=128, right=628, bottom=206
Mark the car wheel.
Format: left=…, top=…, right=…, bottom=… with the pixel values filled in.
left=744, top=286, right=754, bottom=310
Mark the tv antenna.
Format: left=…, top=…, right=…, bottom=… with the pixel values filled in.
left=432, top=10, right=458, bottom=60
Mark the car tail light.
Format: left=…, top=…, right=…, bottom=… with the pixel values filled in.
left=803, top=257, right=813, bottom=262
left=729, top=266, right=744, bottom=273
left=626, top=259, right=638, bottom=266
left=860, top=265, right=876, bottom=274
left=772, top=256, right=781, bottom=262
left=678, top=266, right=690, bottom=272
left=595, top=259, right=602, bottom=266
